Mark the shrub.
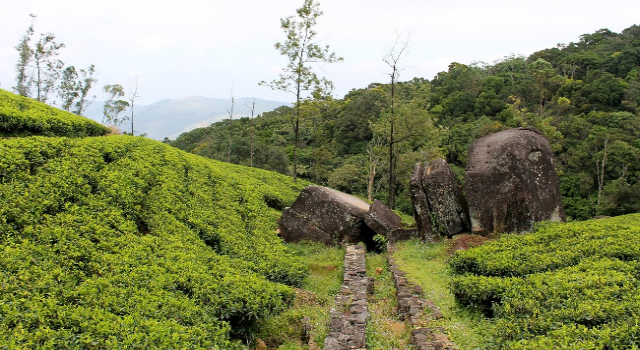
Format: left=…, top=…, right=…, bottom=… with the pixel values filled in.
left=0, top=89, right=109, bottom=137
left=450, top=215, right=640, bottom=349
left=0, top=135, right=310, bottom=348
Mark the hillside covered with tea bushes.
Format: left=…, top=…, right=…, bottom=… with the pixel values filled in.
left=0, top=118, right=311, bottom=347
left=450, top=214, right=640, bottom=349
left=0, top=89, right=109, bottom=138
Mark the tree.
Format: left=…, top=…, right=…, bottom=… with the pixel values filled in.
left=529, top=58, right=562, bottom=116
left=226, top=86, right=235, bottom=163
left=366, top=134, right=386, bottom=201
left=128, top=78, right=139, bottom=135
left=13, top=14, right=65, bottom=103
left=382, top=32, right=410, bottom=208
left=73, top=65, right=97, bottom=115
left=245, top=99, right=257, bottom=167
left=260, top=0, right=342, bottom=181
left=58, top=66, right=79, bottom=112
left=57, top=65, right=97, bottom=115
left=14, top=15, right=35, bottom=98
left=102, top=84, right=130, bottom=127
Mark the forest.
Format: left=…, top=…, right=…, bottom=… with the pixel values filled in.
left=171, top=24, right=640, bottom=221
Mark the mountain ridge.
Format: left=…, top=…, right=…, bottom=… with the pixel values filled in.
left=83, top=96, right=290, bottom=140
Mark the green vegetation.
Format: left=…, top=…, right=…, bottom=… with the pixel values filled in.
left=260, top=0, right=342, bottom=182
left=172, top=25, right=640, bottom=218
left=450, top=214, right=640, bottom=349
left=257, top=241, right=344, bottom=349
left=366, top=252, right=413, bottom=350
left=0, top=130, right=310, bottom=348
left=393, top=239, right=492, bottom=349
left=0, top=89, right=109, bottom=137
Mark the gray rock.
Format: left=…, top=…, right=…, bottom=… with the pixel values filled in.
left=364, top=199, right=402, bottom=237
left=410, top=159, right=469, bottom=239
left=422, top=159, right=470, bottom=236
left=465, top=127, right=566, bottom=235
left=279, top=186, right=374, bottom=246
left=409, top=163, right=434, bottom=239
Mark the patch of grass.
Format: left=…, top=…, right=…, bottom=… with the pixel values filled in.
left=366, top=252, right=414, bottom=350
left=257, top=241, right=345, bottom=349
left=394, top=210, right=417, bottom=229
left=393, top=239, right=493, bottom=350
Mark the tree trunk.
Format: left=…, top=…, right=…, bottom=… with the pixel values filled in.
left=250, top=101, right=255, bottom=168
left=387, top=69, right=397, bottom=208
left=228, top=96, right=235, bottom=163
left=388, top=126, right=395, bottom=208
left=293, top=117, right=299, bottom=182
left=36, top=55, right=42, bottom=101
left=596, top=137, right=609, bottom=207
left=368, top=162, right=376, bottom=202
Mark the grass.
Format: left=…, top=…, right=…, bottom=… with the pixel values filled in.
left=366, top=251, right=415, bottom=350
left=393, top=238, right=493, bottom=350
left=256, top=241, right=345, bottom=349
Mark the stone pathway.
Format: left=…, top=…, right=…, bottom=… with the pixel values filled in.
left=323, top=243, right=373, bottom=350
left=321, top=242, right=456, bottom=350
left=387, top=244, right=457, bottom=350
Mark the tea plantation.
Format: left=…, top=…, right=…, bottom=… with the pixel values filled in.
left=0, top=89, right=109, bottom=138
left=450, top=215, right=640, bottom=349
left=0, top=89, right=313, bottom=348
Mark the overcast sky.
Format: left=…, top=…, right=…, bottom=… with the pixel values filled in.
left=1, top=0, right=639, bottom=105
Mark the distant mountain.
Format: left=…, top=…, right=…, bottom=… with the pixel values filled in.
left=83, top=96, right=289, bottom=140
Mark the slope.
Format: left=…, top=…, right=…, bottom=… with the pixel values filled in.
left=0, top=90, right=310, bottom=348
left=0, top=89, right=109, bottom=138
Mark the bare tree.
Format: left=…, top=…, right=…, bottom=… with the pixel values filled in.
left=128, top=77, right=139, bottom=135
left=226, top=84, right=235, bottom=163
left=244, top=99, right=257, bottom=167
left=596, top=136, right=609, bottom=206
left=383, top=32, right=411, bottom=208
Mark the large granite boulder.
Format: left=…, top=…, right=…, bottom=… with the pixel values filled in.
left=279, top=186, right=375, bottom=246
left=409, top=163, right=433, bottom=238
left=465, top=127, right=565, bottom=235
left=410, top=159, right=470, bottom=239
left=423, top=159, right=470, bottom=236
left=364, top=199, right=402, bottom=237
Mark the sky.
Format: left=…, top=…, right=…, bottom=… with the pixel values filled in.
left=1, top=0, right=639, bottom=105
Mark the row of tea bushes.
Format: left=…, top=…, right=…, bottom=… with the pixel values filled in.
left=0, top=135, right=309, bottom=348
left=450, top=215, right=640, bottom=349
left=0, top=89, right=109, bottom=137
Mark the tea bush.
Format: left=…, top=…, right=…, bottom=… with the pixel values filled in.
left=0, top=135, right=310, bottom=348
left=0, top=89, right=109, bottom=137
left=450, top=215, right=640, bottom=349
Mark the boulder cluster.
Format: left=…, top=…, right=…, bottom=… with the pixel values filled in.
left=279, top=127, right=566, bottom=245
left=412, top=127, right=565, bottom=239
left=279, top=186, right=413, bottom=248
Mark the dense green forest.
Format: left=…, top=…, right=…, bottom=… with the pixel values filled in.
left=172, top=25, right=640, bottom=220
